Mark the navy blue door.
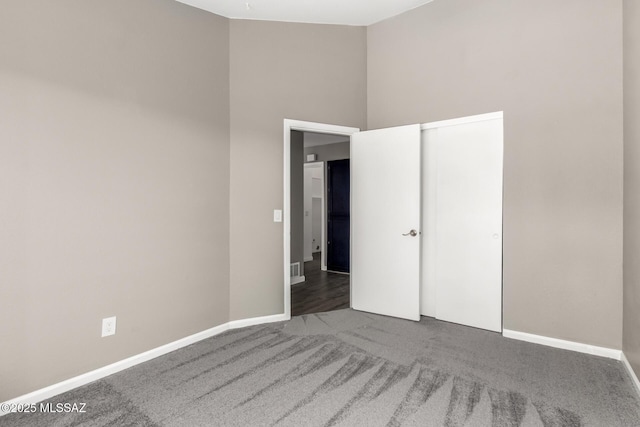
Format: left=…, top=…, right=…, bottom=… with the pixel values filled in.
left=327, top=159, right=350, bottom=273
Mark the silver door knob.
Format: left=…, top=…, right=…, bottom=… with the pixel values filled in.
left=403, top=229, right=418, bottom=237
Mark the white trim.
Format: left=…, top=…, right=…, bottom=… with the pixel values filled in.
left=622, top=352, right=640, bottom=396
left=290, top=275, right=306, bottom=285
left=0, top=313, right=288, bottom=416
left=503, top=329, right=622, bottom=360
left=321, top=163, right=327, bottom=271
left=284, top=120, right=359, bottom=136
left=0, top=322, right=228, bottom=416
left=284, top=119, right=359, bottom=319
left=304, top=161, right=326, bottom=270
left=304, top=256, right=314, bottom=262
left=227, top=313, right=288, bottom=329
left=420, top=111, right=503, bottom=130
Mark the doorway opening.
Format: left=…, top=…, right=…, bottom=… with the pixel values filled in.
left=283, top=120, right=359, bottom=319
left=284, top=113, right=503, bottom=332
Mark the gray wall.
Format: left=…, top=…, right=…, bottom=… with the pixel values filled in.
left=290, top=131, right=305, bottom=275
left=367, top=0, right=624, bottom=349
left=624, top=0, right=640, bottom=379
left=229, top=20, right=367, bottom=320
left=0, top=0, right=230, bottom=401
left=304, top=141, right=351, bottom=162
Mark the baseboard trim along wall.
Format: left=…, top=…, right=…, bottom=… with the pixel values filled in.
left=227, top=313, right=288, bottom=329
left=4, top=320, right=635, bottom=416
left=503, top=330, right=640, bottom=398
left=502, top=329, right=622, bottom=360
left=290, top=275, right=305, bottom=285
left=622, top=352, right=640, bottom=395
left=0, top=313, right=289, bottom=417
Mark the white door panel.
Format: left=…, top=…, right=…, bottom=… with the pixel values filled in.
left=351, top=124, right=421, bottom=321
left=434, top=118, right=503, bottom=332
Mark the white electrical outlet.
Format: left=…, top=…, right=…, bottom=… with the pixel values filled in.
left=102, top=316, right=117, bottom=337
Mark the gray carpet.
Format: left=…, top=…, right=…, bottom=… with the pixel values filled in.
left=3, top=309, right=640, bottom=426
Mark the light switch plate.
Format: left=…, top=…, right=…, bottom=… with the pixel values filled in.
left=273, top=209, right=282, bottom=222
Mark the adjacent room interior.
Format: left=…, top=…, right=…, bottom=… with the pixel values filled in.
left=290, top=131, right=351, bottom=317
left=2, top=0, right=640, bottom=425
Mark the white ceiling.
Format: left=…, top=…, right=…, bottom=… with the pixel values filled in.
left=175, top=0, right=434, bottom=26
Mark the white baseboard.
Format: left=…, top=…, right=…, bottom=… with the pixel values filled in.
left=291, top=275, right=305, bottom=285
left=0, top=312, right=288, bottom=417
left=502, top=329, right=622, bottom=360
left=622, top=352, right=640, bottom=396
left=228, top=313, right=289, bottom=329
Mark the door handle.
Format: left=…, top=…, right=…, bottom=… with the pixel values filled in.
left=402, top=229, right=418, bottom=237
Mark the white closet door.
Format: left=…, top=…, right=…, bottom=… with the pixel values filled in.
left=434, top=118, right=503, bottom=332
left=351, top=124, right=421, bottom=321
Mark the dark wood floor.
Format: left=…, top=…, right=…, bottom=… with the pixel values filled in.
left=291, top=252, right=350, bottom=316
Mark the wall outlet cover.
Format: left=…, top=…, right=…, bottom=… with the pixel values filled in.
left=102, top=316, right=117, bottom=337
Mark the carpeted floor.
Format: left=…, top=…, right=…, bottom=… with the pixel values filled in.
left=3, top=309, right=640, bottom=426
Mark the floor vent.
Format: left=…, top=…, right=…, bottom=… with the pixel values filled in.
left=290, top=262, right=301, bottom=278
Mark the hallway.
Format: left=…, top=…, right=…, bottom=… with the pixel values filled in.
left=291, top=252, right=349, bottom=316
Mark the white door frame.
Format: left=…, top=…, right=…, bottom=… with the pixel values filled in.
left=283, top=119, right=360, bottom=319
left=304, top=161, right=325, bottom=265
left=420, top=111, right=503, bottom=131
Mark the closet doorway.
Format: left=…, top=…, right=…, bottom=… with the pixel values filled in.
left=351, top=112, right=504, bottom=332
left=284, top=113, right=503, bottom=333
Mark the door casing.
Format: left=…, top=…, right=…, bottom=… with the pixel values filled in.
left=283, top=113, right=503, bottom=329
left=283, top=120, right=359, bottom=319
